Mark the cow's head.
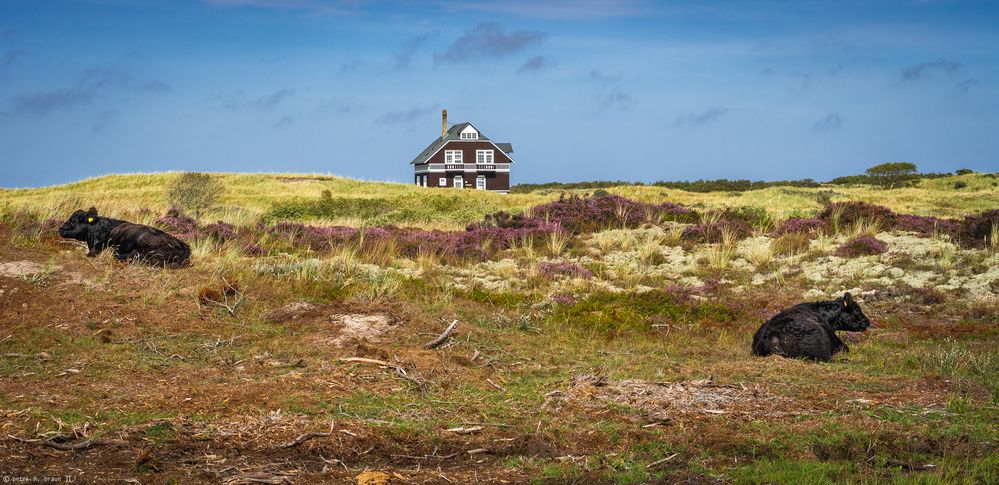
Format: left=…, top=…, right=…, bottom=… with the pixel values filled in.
left=59, top=207, right=99, bottom=241
left=832, top=292, right=871, bottom=332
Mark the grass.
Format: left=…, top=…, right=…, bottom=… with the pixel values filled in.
left=0, top=171, right=997, bottom=482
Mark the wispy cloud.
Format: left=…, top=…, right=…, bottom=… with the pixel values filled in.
left=2, top=49, right=27, bottom=66
left=255, top=88, right=294, bottom=110
left=78, top=68, right=174, bottom=94
left=199, top=0, right=354, bottom=15
left=598, top=89, right=633, bottom=111
left=901, top=59, right=962, bottom=81
left=434, top=23, right=544, bottom=64
left=812, top=113, right=843, bottom=132
left=374, top=105, right=438, bottom=124
left=338, top=59, right=363, bottom=75
left=272, top=115, right=294, bottom=129
left=582, top=69, right=619, bottom=84
left=320, top=97, right=361, bottom=113
left=674, top=106, right=729, bottom=126
left=516, top=55, right=556, bottom=74
left=954, top=78, right=977, bottom=95
left=452, top=0, right=647, bottom=20
left=7, top=89, right=96, bottom=115
left=394, top=32, right=437, bottom=70
left=213, top=88, right=295, bottom=110
left=5, top=67, right=171, bottom=116
left=91, top=109, right=119, bottom=134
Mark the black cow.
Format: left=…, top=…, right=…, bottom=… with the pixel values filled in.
left=58, top=207, right=191, bottom=268
left=752, top=292, right=871, bottom=362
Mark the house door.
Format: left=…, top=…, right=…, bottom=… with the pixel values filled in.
left=476, top=175, right=486, bottom=190
left=453, top=176, right=463, bottom=188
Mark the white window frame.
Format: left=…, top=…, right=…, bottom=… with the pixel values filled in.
left=476, top=175, right=486, bottom=190
left=453, top=176, right=463, bottom=188
left=476, top=149, right=494, bottom=164
left=445, top=150, right=463, bottom=163
left=438, top=177, right=446, bottom=186
left=460, top=131, right=478, bottom=140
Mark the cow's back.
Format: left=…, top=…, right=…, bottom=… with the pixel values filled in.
left=108, top=223, right=191, bottom=268
left=752, top=305, right=833, bottom=361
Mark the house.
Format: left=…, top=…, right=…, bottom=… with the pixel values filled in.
left=411, top=109, right=514, bottom=193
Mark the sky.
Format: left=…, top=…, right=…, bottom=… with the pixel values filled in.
left=1, top=0, right=997, bottom=188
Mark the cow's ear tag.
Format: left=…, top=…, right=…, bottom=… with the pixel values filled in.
left=843, top=301, right=849, bottom=308
left=87, top=217, right=94, bottom=223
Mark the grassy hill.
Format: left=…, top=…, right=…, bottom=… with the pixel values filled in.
left=2, top=172, right=997, bottom=229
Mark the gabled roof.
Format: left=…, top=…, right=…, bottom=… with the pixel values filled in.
left=410, top=122, right=514, bottom=164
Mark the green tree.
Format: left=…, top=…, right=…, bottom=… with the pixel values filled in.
left=865, top=162, right=918, bottom=188
left=166, top=172, right=224, bottom=217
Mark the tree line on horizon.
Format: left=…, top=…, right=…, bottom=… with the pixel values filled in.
left=510, top=163, right=975, bottom=194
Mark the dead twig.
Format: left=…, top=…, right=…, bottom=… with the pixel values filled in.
left=8, top=434, right=127, bottom=451
left=646, top=453, right=680, bottom=470
left=486, top=378, right=505, bottom=392
left=280, top=431, right=331, bottom=449
left=424, top=319, right=459, bottom=349
left=338, top=357, right=425, bottom=388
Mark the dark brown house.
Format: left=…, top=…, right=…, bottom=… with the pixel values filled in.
left=411, top=110, right=514, bottom=193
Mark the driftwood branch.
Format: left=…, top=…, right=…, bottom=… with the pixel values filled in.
left=424, top=319, right=459, bottom=349
left=8, top=434, right=127, bottom=451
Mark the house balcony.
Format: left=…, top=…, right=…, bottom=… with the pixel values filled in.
left=424, top=163, right=509, bottom=173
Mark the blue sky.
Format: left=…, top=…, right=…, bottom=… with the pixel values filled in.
left=1, top=0, right=997, bottom=188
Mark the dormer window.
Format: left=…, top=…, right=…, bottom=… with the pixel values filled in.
left=460, top=125, right=479, bottom=140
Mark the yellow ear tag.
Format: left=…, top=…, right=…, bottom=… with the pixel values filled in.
left=844, top=301, right=849, bottom=308
left=87, top=217, right=94, bottom=223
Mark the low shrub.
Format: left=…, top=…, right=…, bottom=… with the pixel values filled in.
left=537, top=261, right=593, bottom=280
left=166, top=172, right=224, bottom=216
left=835, top=235, right=888, bottom=257
left=819, top=202, right=896, bottom=231
left=772, top=217, right=828, bottom=236
left=957, top=209, right=999, bottom=248
left=155, top=208, right=199, bottom=238
left=529, top=194, right=698, bottom=233
left=895, top=214, right=959, bottom=237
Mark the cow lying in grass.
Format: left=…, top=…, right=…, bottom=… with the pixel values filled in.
left=58, top=207, right=191, bottom=268
left=752, top=292, right=871, bottom=362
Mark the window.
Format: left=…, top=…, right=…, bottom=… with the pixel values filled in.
left=454, top=176, right=463, bottom=188
left=438, top=177, right=446, bottom=186
left=476, top=149, right=494, bottom=163
left=421, top=176, right=427, bottom=187
left=460, top=131, right=478, bottom=140
left=445, top=150, right=463, bottom=163
left=476, top=175, right=486, bottom=190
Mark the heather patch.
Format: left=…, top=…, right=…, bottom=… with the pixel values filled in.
left=819, top=201, right=897, bottom=230
left=772, top=217, right=828, bottom=236
left=529, top=194, right=698, bottom=233
left=537, top=261, right=593, bottom=280
left=835, top=235, right=888, bottom=257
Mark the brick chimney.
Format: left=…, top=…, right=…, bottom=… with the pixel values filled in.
left=441, top=109, right=447, bottom=138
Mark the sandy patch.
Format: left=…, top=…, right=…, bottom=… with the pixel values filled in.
left=561, top=375, right=798, bottom=419
left=0, top=261, right=48, bottom=279
left=328, top=313, right=394, bottom=346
